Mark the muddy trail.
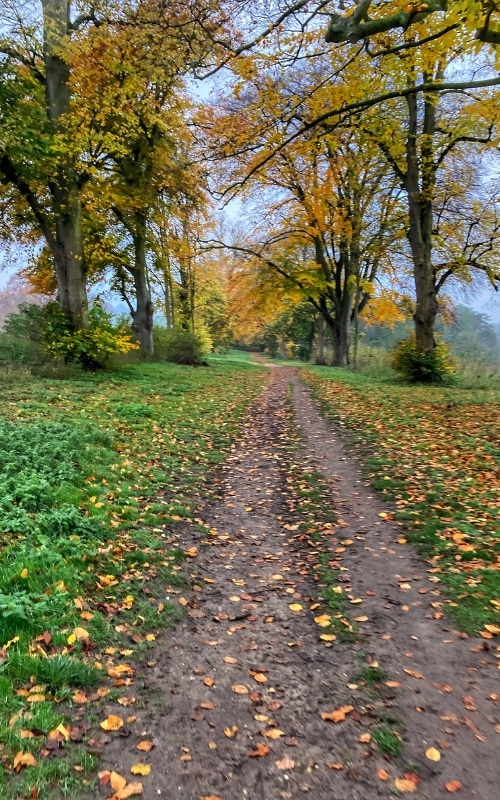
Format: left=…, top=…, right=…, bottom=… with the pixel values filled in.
left=100, top=367, right=499, bottom=800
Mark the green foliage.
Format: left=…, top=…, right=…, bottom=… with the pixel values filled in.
left=389, top=335, right=455, bottom=383
left=3, top=302, right=138, bottom=369
left=153, top=327, right=208, bottom=365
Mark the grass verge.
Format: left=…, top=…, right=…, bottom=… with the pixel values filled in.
left=302, top=367, right=500, bottom=636
left=0, top=356, right=266, bottom=798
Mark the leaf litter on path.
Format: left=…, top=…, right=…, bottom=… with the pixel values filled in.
left=98, top=367, right=500, bottom=800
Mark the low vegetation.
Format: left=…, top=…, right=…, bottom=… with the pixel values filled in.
left=303, top=367, right=500, bottom=635
left=0, top=356, right=265, bottom=798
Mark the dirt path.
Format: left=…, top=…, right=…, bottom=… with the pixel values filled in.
left=101, top=367, right=499, bottom=800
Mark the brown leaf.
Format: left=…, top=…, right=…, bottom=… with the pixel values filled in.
left=462, top=694, right=477, bottom=711
left=434, top=683, right=453, bottom=693
left=403, top=669, right=423, bottom=679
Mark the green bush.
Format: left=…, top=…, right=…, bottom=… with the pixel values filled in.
left=3, top=302, right=138, bottom=369
left=154, top=327, right=208, bottom=365
left=389, top=334, right=455, bottom=383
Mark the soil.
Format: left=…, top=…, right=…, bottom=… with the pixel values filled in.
left=99, top=366, right=499, bottom=800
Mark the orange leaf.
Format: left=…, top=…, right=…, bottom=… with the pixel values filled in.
left=136, top=741, right=154, bottom=752
left=253, top=673, right=267, bottom=683
left=320, top=705, right=354, bottom=723
left=231, top=684, right=249, bottom=694
left=204, top=677, right=215, bottom=687
left=377, top=769, right=389, bottom=781
left=445, top=781, right=462, bottom=793
left=13, top=752, right=37, bottom=771
left=247, top=743, right=270, bottom=757
left=116, top=783, right=143, bottom=798
left=224, top=726, right=238, bottom=738
left=100, top=715, right=124, bottom=731
left=110, top=772, right=127, bottom=791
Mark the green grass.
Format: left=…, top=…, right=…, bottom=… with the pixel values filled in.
left=0, top=357, right=266, bottom=797
left=302, top=366, right=500, bottom=634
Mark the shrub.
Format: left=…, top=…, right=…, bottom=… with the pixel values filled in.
left=154, top=327, right=208, bottom=365
left=3, top=301, right=138, bottom=369
left=389, top=334, right=455, bottom=383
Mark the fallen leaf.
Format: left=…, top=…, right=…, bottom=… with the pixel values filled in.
left=200, top=702, right=217, bottom=709
left=445, top=781, right=462, bottom=793
left=208, top=741, right=217, bottom=750
left=434, top=683, right=453, bottom=693
left=253, top=673, right=267, bottom=684
left=204, top=677, right=214, bottom=687
left=137, top=741, right=154, bottom=752
left=110, top=772, right=127, bottom=792
left=320, top=705, right=354, bottom=723
left=13, top=752, right=37, bottom=771
left=327, top=762, right=344, bottom=770
left=359, top=733, right=371, bottom=743
left=394, top=777, right=417, bottom=793
left=131, top=764, right=151, bottom=776
left=224, top=656, right=238, bottom=664
left=425, top=747, right=441, bottom=762
left=403, top=669, right=423, bottom=679
left=224, top=726, right=238, bottom=738
left=289, top=604, right=303, bottom=612
left=377, top=768, right=389, bottom=781
left=100, top=715, right=124, bottom=731
left=276, top=757, right=295, bottom=770
left=115, top=782, right=143, bottom=798
left=231, top=684, right=249, bottom=694
left=262, top=728, right=284, bottom=739
left=248, top=743, right=270, bottom=757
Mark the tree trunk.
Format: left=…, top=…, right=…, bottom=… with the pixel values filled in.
left=131, top=214, right=154, bottom=358
left=315, top=315, right=327, bottom=364
left=405, top=91, right=438, bottom=352
left=330, top=316, right=351, bottom=367
left=42, top=0, right=88, bottom=328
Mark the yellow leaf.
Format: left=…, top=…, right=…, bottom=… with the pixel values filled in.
left=224, top=725, right=238, bottom=738
left=253, top=673, right=267, bottom=683
left=100, top=715, right=124, bottom=731
left=67, top=634, right=77, bottom=645
left=262, top=728, right=284, bottom=739
left=20, top=568, right=28, bottom=579
left=425, top=747, right=441, bottom=761
left=394, top=777, right=417, bottom=793
left=333, top=587, right=343, bottom=594
left=131, top=764, right=151, bottom=776
left=289, top=604, right=303, bottom=612
left=314, top=614, right=331, bottom=627
left=319, top=633, right=337, bottom=641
